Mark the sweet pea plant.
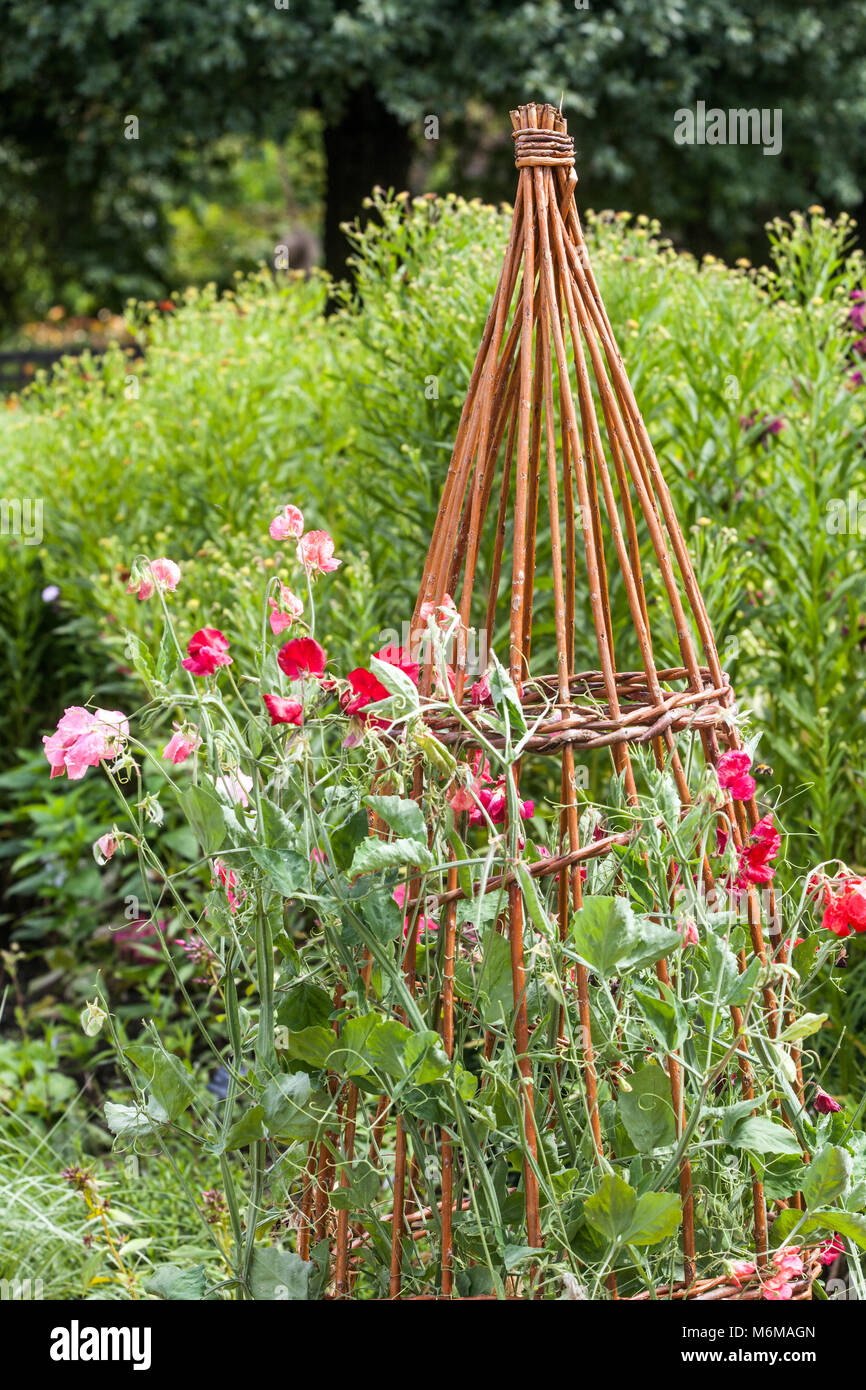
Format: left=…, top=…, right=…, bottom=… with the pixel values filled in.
left=44, top=504, right=866, bottom=1300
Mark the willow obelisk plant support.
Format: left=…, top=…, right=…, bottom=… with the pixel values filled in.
left=340, top=101, right=806, bottom=1296
left=74, top=103, right=866, bottom=1304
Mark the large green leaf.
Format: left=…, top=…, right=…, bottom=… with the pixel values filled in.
left=251, top=846, right=308, bottom=896
left=147, top=1263, right=213, bottom=1300
left=584, top=1174, right=681, bottom=1247
left=633, top=983, right=688, bottom=1053
left=276, top=981, right=332, bottom=1032
left=726, top=1115, right=802, bottom=1156
left=618, top=1064, right=677, bottom=1153
left=349, top=837, right=434, bottom=875
left=802, top=1145, right=852, bottom=1209
left=364, top=794, right=427, bottom=843
left=124, top=1043, right=196, bottom=1123
left=180, top=783, right=226, bottom=855
left=248, top=1247, right=311, bottom=1300
left=570, top=896, right=680, bottom=977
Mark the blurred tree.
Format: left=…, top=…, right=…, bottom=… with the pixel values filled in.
left=0, top=0, right=865, bottom=325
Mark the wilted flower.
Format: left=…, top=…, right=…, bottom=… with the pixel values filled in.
left=93, top=832, right=119, bottom=865
left=814, top=1086, right=841, bottom=1114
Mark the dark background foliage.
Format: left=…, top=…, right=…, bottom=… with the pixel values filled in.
left=1, top=0, right=865, bottom=326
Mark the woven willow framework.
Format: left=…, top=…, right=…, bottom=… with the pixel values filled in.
left=308, top=102, right=806, bottom=1299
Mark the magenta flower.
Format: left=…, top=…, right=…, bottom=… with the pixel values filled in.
left=182, top=628, right=232, bottom=677
left=814, top=1086, right=841, bottom=1115
left=717, top=749, right=757, bottom=802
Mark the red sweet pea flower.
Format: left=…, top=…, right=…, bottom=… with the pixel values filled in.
left=374, top=644, right=420, bottom=685
left=735, top=814, right=781, bottom=887
left=717, top=749, right=757, bottom=802
left=262, top=694, right=304, bottom=726
left=277, top=636, right=327, bottom=681
left=811, top=867, right=866, bottom=937
left=182, top=628, right=232, bottom=677
left=341, top=645, right=420, bottom=727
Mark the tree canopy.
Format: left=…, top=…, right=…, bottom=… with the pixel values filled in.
left=1, top=0, right=865, bottom=323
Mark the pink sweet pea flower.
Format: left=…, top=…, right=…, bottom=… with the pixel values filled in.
left=677, top=917, right=699, bottom=948
left=126, top=557, right=181, bottom=601
left=470, top=672, right=493, bottom=707
left=297, top=530, right=341, bottom=574
left=215, top=770, right=254, bottom=808
left=162, top=728, right=200, bottom=764
left=717, top=748, right=757, bottom=802
left=278, top=636, right=327, bottom=681
left=268, top=585, right=304, bottom=635
left=728, top=1260, right=756, bottom=1288
left=735, top=813, right=781, bottom=888
left=269, top=505, right=305, bottom=541
left=182, top=628, right=232, bottom=677
left=213, top=859, right=242, bottom=913
left=772, top=1246, right=804, bottom=1280
left=262, top=693, right=304, bottom=726
left=762, top=1275, right=794, bottom=1301
left=43, top=706, right=129, bottom=780
left=392, top=884, right=438, bottom=941
left=93, top=833, right=119, bottom=865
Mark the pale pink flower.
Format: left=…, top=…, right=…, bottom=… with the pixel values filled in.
left=44, top=707, right=129, bottom=780
left=677, top=916, right=699, bottom=948
left=269, top=505, right=305, bottom=542
left=162, top=728, right=200, bottom=764
left=93, top=833, right=119, bottom=865
left=297, top=529, right=341, bottom=574
left=772, top=1246, right=804, bottom=1280
left=420, top=592, right=458, bottom=627
left=215, top=770, right=254, bottom=808
left=127, top=557, right=181, bottom=601
left=392, top=884, right=438, bottom=941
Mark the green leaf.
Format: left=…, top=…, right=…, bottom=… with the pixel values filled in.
left=285, top=1026, right=335, bottom=1070
left=124, top=1044, right=196, bottom=1123
left=104, top=1100, right=164, bottom=1139
left=251, top=846, right=307, bottom=896
left=364, top=794, right=426, bottom=843
left=820, top=1210, right=866, bottom=1250
left=570, top=896, right=680, bottom=977
left=276, top=981, right=332, bottom=1032
left=147, top=1263, right=213, bottom=1300
left=626, top=1192, right=682, bottom=1246
left=349, top=837, right=434, bottom=875
left=329, top=809, right=369, bottom=872
left=248, top=1247, right=311, bottom=1301
left=618, top=1064, right=677, bottom=1153
left=222, top=1104, right=266, bottom=1151
left=584, top=1174, right=638, bottom=1242
left=260, top=796, right=294, bottom=847
left=181, top=783, right=226, bottom=855
left=725, top=952, right=763, bottom=1008
left=727, top=1115, right=802, bottom=1156
left=779, top=1013, right=828, bottom=1043
left=802, top=1145, right=852, bottom=1209
left=261, top=1074, right=323, bottom=1141
left=633, top=983, right=688, bottom=1053
left=404, top=1029, right=450, bottom=1083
